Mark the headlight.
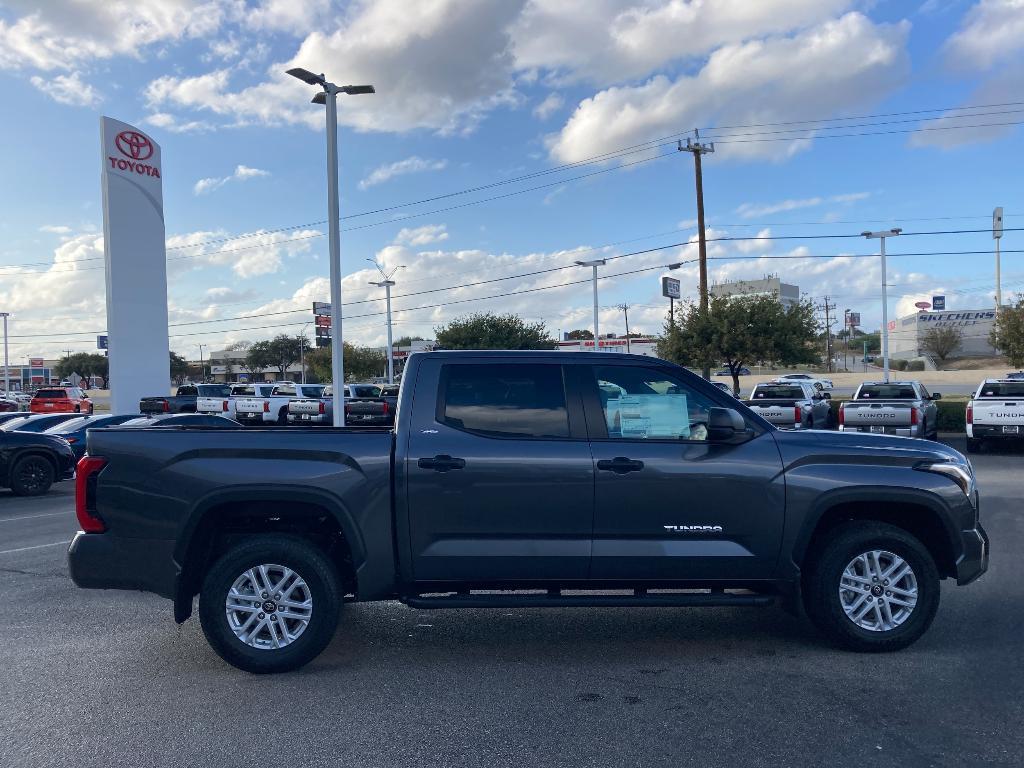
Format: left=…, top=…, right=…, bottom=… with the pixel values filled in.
left=915, top=457, right=976, bottom=501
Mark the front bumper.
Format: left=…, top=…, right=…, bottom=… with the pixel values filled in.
left=956, top=520, right=989, bottom=585
left=67, top=532, right=177, bottom=599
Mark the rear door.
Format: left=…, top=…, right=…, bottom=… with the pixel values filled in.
left=405, top=357, right=593, bottom=582
left=582, top=362, right=785, bottom=581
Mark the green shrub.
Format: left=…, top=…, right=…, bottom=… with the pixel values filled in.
left=891, top=359, right=908, bottom=371
left=906, top=360, right=925, bottom=371
left=935, top=401, right=966, bottom=432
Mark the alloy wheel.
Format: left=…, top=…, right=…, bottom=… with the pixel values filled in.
left=839, top=550, right=918, bottom=632
left=225, top=564, right=313, bottom=650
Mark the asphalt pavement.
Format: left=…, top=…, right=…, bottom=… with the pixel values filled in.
left=0, top=439, right=1021, bottom=768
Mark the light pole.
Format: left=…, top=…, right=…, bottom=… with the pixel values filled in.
left=198, top=343, right=207, bottom=382
left=368, top=259, right=404, bottom=384
left=287, top=67, right=375, bottom=426
left=994, top=206, right=1004, bottom=310
left=862, top=228, right=901, bottom=383
left=575, top=259, right=606, bottom=350
left=0, top=312, right=8, bottom=395
left=843, top=308, right=850, bottom=371
left=299, top=322, right=311, bottom=384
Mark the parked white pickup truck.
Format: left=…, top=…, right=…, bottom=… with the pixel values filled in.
left=234, top=382, right=325, bottom=426
left=839, top=381, right=940, bottom=440
left=197, top=383, right=275, bottom=419
left=966, top=378, right=1024, bottom=453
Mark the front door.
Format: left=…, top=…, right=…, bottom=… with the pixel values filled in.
left=406, top=359, right=593, bottom=582
left=583, top=363, right=785, bottom=581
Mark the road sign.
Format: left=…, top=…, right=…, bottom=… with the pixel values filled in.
left=29, top=357, right=43, bottom=367
left=97, top=334, right=108, bottom=350
left=932, top=295, right=946, bottom=310
left=661, top=276, right=681, bottom=300
left=313, top=302, right=332, bottom=316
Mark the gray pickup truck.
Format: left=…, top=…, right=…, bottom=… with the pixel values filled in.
left=745, top=381, right=833, bottom=430
left=69, top=352, right=987, bottom=674
left=840, top=381, right=940, bottom=440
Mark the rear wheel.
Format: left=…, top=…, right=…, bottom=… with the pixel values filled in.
left=199, top=536, right=341, bottom=673
left=804, top=521, right=939, bottom=652
left=277, top=407, right=289, bottom=426
left=9, top=455, right=54, bottom=496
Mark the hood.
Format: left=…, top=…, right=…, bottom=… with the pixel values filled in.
left=772, top=428, right=965, bottom=465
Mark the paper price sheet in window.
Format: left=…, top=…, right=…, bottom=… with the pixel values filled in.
left=605, top=394, right=690, bottom=439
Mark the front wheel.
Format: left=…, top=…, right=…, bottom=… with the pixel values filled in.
left=199, top=536, right=342, bottom=673
left=804, top=521, right=939, bottom=652
left=9, top=455, right=55, bottom=496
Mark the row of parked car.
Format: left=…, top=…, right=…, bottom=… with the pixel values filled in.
left=140, top=381, right=399, bottom=427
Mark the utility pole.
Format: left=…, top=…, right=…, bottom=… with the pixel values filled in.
left=862, top=228, right=901, bottom=383
left=198, top=343, right=206, bottom=382
left=994, top=206, right=1004, bottom=311
left=0, top=313, right=8, bottom=395
left=576, top=259, right=606, bottom=350
left=679, top=131, right=714, bottom=378
left=817, top=298, right=836, bottom=373
left=618, top=304, right=632, bottom=353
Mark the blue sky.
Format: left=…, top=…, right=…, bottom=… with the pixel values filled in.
left=1, top=0, right=1023, bottom=360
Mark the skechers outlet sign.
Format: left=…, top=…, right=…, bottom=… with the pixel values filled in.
left=918, top=310, right=995, bottom=328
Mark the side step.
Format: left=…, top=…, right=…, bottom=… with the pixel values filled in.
left=402, top=591, right=775, bottom=610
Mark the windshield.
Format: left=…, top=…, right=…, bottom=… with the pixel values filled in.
left=857, top=385, right=918, bottom=399
left=977, top=383, right=1024, bottom=398
left=752, top=386, right=806, bottom=400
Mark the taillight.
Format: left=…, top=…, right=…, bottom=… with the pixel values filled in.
left=794, top=406, right=802, bottom=425
left=222, top=400, right=229, bottom=412
left=838, top=407, right=844, bottom=427
left=263, top=401, right=270, bottom=413
left=910, top=408, right=919, bottom=426
left=318, top=402, right=325, bottom=414
left=967, top=404, right=973, bottom=424
left=162, top=400, right=169, bottom=412
left=75, top=456, right=108, bottom=533
left=344, top=403, right=351, bottom=414
left=382, top=401, right=389, bottom=416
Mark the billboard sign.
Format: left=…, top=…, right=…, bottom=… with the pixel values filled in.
left=914, top=301, right=931, bottom=310
left=847, top=312, right=860, bottom=327
left=661, top=276, right=681, bottom=300
left=97, top=334, right=108, bottom=350
left=29, top=357, right=44, bottom=367
left=313, top=302, right=332, bottom=316
left=932, top=295, right=946, bottom=310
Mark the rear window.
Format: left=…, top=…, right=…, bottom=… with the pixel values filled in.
left=197, top=385, right=232, bottom=397
left=299, top=386, right=324, bottom=398
left=752, top=386, right=805, bottom=400
left=271, top=384, right=297, bottom=397
left=33, top=389, right=68, bottom=399
left=440, top=364, right=569, bottom=438
left=350, top=385, right=380, bottom=398
left=857, top=385, right=917, bottom=399
left=231, top=385, right=257, bottom=396
left=176, top=386, right=198, bottom=396
left=978, top=383, right=1024, bottom=398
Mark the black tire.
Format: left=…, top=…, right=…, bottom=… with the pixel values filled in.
left=824, top=409, right=836, bottom=430
left=965, top=437, right=982, bottom=454
left=199, top=535, right=341, bottom=674
left=74, top=406, right=80, bottom=413
left=277, top=407, right=289, bottom=426
left=803, top=521, right=939, bottom=653
left=9, top=455, right=55, bottom=496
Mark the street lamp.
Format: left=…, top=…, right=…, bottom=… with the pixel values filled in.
left=287, top=67, right=375, bottom=426
left=299, top=322, right=311, bottom=384
left=198, top=343, right=207, bottom=382
left=0, top=312, right=8, bottom=395
left=862, top=228, right=901, bottom=383
left=575, top=259, right=606, bottom=350
left=367, top=259, right=404, bottom=384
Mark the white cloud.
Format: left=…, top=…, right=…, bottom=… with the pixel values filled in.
left=533, top=92, right=564, bottom=120
left=547, top=13, right=910, bottom=163
left=193, top=164, right=271, bottom=196
left=394, top=225, right=449, bottom=247
left=201, top=229, right=322, bottom=278
left=244, top=0, right=332, bottom=34
left=143, top=112, right=212, bottom=133
left=29, top=70, right=100, bottom=106
left=144, top=0, right=525, bottom=134
left=0, top=0, right=229, bottom=71
left=735, top=228, right=772, bottom=253
left=944, top=0, right=1024, bottom=70
left=736, top=198, right=822, bottom=219
left=39, top=224, right=72, bottom=234
left=358, top=156, right=448, bottom=190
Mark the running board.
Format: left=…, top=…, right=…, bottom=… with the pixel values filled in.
left=402, top=591, right=775, bottom=610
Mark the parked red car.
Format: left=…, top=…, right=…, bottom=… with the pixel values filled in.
left=30, top=387, right=94, bottom=414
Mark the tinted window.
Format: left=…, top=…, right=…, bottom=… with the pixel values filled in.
left=593, top=365, right=715, bottom=441
left=177, top=386, right=198, bottom=396
left=299, top=386, right=324, bottom=398
left=857, top=385, right=917, bottom=399
left=441, top=364, right=569, bottom=438
left=350, top=385, right=380, bottom=397
left=197, top=385, right=232, bottom=397
left=272, top=385, right=297, bottom=397
left=753, top=386, right=806, bottom=399
left=979, top=383, right=1024, bottom=398
left=33, top=389, right=68, bottom=399
left=231, top=385, right=257, bottom=396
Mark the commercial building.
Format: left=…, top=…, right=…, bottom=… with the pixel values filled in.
left=556, top=337, right=659, bottom=356
left=888, top=308, right=998, bottom=360
left=710, top=276, right=800, bottom=310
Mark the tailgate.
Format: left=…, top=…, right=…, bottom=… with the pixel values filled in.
left=346, top=398, right=386, bottom=415
left=745, top=400, right=799, bottom=425
left=197, top=396, right=229, bottom=413
left=973, top=400, right=1024, bottom=425
left=139, top=397, right=168, bottom=413
left=289, top=399, right=322, bottom=415
left=841, top=402, right=912, bottom=426
left=234, top=397, right=266, bottom=414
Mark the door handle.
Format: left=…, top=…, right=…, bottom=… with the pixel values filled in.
left=597, top=457, right=645, bottom=474
left=417, top=454, right=466, bottom=472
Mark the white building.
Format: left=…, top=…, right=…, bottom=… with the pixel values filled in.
left=888, top=309, right=998, bottom=360
left=710, top=276, right=800, bottom=310
left=556, top=337, right=660, bottom=356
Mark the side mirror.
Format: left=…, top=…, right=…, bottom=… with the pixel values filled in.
left=821, top=392, right=831, bottom=400
left=931, top=392, right=942, bottom=400
left=707, top=407, right=748, bottom=443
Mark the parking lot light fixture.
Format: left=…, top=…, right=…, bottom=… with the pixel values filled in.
left=0, top=312, right=8, bottom=395
left=862, top=228, right=901, bottom=383
left=368, top=260, right=404, bottom=385
left=286, top=67, right=375, bottom=425
left=575, top=259, right=606, bottom=350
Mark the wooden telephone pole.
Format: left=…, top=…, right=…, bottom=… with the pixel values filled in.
left=679, top=130, right=715, bottom=378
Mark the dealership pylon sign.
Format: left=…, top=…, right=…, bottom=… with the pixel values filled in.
left=100, top=117, right=170, bottom=412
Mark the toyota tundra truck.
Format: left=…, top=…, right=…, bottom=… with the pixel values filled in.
left=966, top=378, right=1024, bottom=453
left=233, top=382, right=325, bottom=426
left=197, top=383, right=275, bottom=420
left=68, top=352, right=987, bottom=674
left=745, top=382, right=833, bottom=430
left=839, top=381, right=940, bottom=440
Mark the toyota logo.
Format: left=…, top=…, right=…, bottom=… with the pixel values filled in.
left=115, top=131, right=154, bottom=161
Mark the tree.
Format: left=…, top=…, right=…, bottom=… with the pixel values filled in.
left=244, top=341, right=273, bottom=380
left=169, top=352, right=189, bottom=384
left=304, top=343, right=386, bottom=383
left=434, top=312, right=556, bottom=350
left=54, top=353, right=109, bottom=388
left=264, top=334, right=303, bottom=379
left=991, top=300, right=1024, bottom=367
left=920, top=326, right=962, bottom=364
left=658, top=293, right=819, bottom=394
left=565, top=329, right=594, bottom=340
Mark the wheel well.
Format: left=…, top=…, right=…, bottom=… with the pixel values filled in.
left=11, top=450, right=59, bottom=477
left=176, top=501, right=357, bottom=620
left=802, top=501, right=956, bottom=579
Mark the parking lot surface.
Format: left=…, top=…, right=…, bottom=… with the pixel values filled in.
left=0, top=438, right=1020, bottom=767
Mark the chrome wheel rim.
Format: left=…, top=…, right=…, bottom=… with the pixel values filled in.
left=225, top=564, right=313, bottom=650
left=839, top=550, right=917, bottom=632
